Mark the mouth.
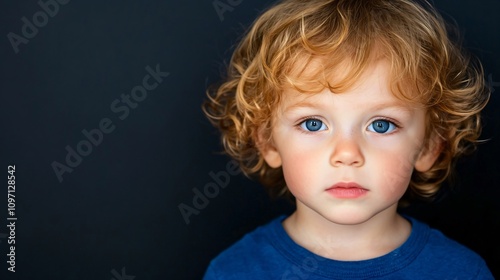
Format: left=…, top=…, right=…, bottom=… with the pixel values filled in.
left=326, top=182, right=368, bottom=198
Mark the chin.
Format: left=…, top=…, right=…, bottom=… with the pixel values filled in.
left=319, top=209, right=373, bottom=226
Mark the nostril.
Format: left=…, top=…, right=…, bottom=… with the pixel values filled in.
left=330, top=151, right=364, bottom=167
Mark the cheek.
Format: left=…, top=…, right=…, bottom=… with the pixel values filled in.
left=281, top=153, right=311, bottom=178
left=281, top=160, right=309, bottom=198
left=378, top=152, right=415, bottom=194
left=279, top=144, right=325, bottom=194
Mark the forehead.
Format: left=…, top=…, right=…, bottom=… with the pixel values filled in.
left=278, top=54, right=423, bottom=111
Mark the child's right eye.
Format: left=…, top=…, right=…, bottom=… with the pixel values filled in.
left=299, top=119, right=327, bottom=132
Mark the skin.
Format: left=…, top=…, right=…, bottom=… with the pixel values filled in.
left=259, top=60, right=441, bottom=261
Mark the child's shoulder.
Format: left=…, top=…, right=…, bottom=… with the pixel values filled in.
left=404, top=216, right=493, bottom=278
left=409, top=216, right=480, bottom=257
left=203, top=215, right=288, bottom=279
left=209, top=215, right=286, bottom=262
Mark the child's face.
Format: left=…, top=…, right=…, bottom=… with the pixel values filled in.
left=261, top=60, right=440, bottom=225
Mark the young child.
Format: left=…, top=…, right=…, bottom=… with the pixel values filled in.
left=202, top=0, right=494, bottom=278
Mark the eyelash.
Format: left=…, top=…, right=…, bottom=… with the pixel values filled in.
left=373, top=117, right=401, bottom=128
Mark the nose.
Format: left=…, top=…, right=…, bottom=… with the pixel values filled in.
left=330, top=135, right=365, bottom=167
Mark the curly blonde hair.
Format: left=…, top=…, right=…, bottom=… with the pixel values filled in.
left=202, top=0, right=490, bottom=200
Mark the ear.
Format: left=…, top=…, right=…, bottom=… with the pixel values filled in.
left=255, top=127, right=282, bottom=168
left=414, top=133, right=442, bottom=172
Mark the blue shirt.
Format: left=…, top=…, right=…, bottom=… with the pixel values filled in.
left=203, top=215, right=494, bottom=279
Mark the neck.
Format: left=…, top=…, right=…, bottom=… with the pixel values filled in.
left=282, top=203, right=411, bottom=261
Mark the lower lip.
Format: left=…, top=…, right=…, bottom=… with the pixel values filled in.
left=326, top=188, right=368, bottom=198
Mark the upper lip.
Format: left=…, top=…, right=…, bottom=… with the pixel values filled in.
left=327, top=182, right=367, bottom=190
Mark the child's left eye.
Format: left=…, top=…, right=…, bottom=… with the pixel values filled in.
left=367, top=119, right=397, bottom=134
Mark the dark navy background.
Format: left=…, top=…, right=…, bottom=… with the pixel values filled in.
left=0, top=0, right=498, bottom=279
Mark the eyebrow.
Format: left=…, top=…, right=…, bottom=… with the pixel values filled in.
left=283, top=100, right=320, bottom=111
left=368, top=102, right=415, bottom=113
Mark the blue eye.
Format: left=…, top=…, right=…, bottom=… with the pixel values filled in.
left=300, top=119, right=327, bottom=132
left=368, top=119, right=397, bottom=133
